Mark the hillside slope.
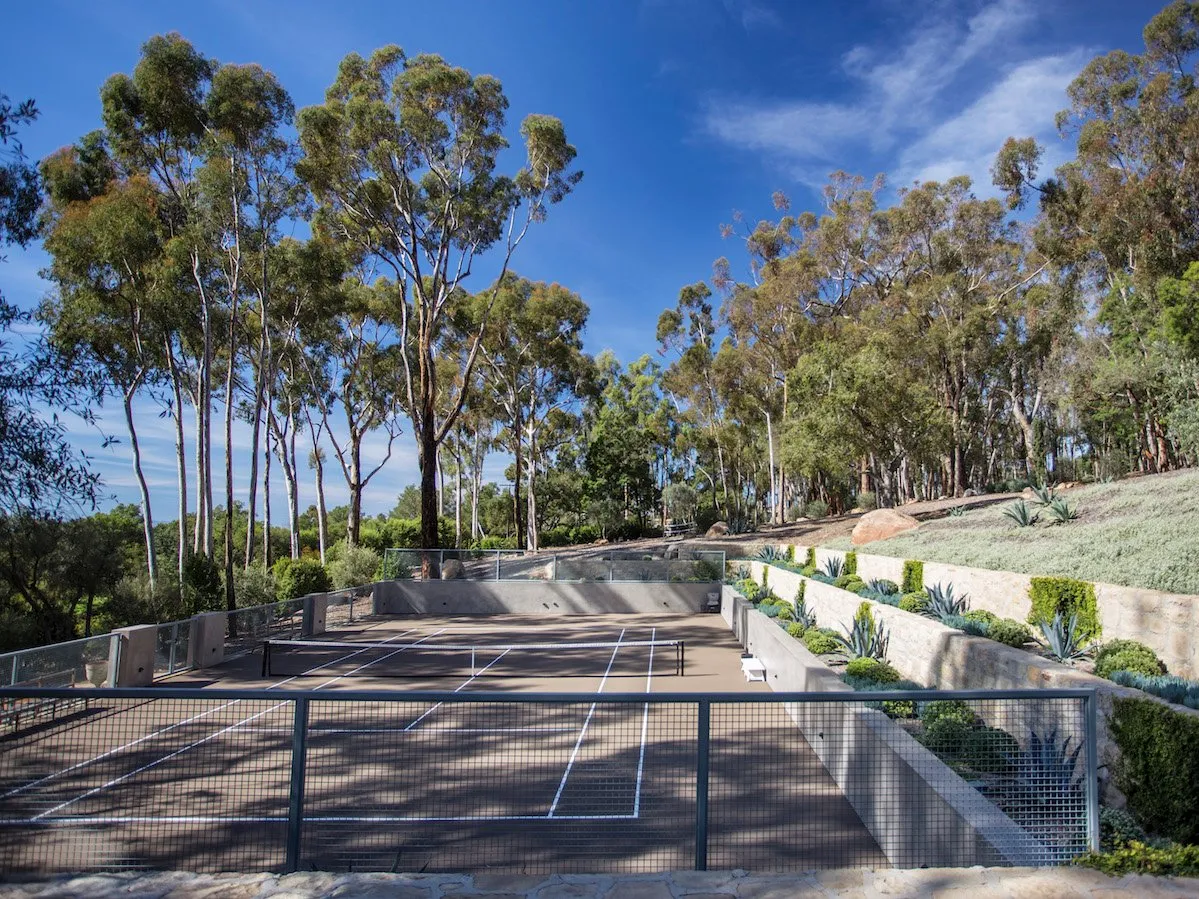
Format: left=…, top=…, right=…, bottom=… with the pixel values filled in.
left=859, top=470, right=1199, bottom=594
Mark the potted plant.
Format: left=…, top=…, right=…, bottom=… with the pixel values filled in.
left=82, top=642, right=109, bottom=687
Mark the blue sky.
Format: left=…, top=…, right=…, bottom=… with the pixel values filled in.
left=0, top=0, right=1165, bottom=519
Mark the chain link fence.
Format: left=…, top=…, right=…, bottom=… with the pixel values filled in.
left=0, top=687, right=1096, bottom=875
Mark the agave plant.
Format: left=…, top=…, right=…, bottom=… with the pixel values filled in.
left=923, top=582, right=970, bottom=621
left=1040, top=612, right=1093, bottom=662
left=948, top=505, right=966, bottom=518
left=820, top=556, right=845, bottom=579
left=866, top=578, right=900, bottom=596
left=794, top=596, right=817, bottom=630
left=1029, top=483, right=1056, bottom=506
left=757, top=545, right=782, bottom=562
left=1005, top=729, right=1084, bottom=805
left=1002, top=500, right=1040, bottom=527
left=836, top=603, right=890, bottom=660
left=1044, top=496, right=1079, bottom=524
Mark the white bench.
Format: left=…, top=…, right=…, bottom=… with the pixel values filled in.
left=740, top=656, right=766, bottom=682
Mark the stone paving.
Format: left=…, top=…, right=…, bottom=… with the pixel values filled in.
left=2, top=868, right=1199, bottom=899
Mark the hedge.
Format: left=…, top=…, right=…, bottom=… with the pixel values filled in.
left=901, top=559, right=924, bottom=594
left=1109, top=697, right=1199, bottom=844
left=1027, top=576, right=1101, bottom=642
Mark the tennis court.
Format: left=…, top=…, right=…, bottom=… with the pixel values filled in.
left=0, top=613, right=885, bottom=873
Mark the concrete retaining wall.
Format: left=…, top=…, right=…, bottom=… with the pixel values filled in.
left=751, top=560, right=1199, bottom=804
left=374, top=580, right=717, bottom=616
left=789, top=545, right=1199, bottom=678
left=721, top=585, right=1041, bottom=867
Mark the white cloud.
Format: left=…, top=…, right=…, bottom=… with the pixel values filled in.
left=700, top=0, right=1079, bottom=192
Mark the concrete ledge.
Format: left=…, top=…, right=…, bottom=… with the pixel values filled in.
left=721, top=585, right=1041, bottom=867
left=374, top=580, right=714, bottom=615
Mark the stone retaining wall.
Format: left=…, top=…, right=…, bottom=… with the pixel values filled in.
left=788, top=545, right=1199, bottom=678
left=721, top=585, right=1041, bottom=867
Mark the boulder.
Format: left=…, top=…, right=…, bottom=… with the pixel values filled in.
left=706, top=521, right=729, bottom=537
left=664, top=545, right=680, bottom=560
left=851, top=509, right=920, bottom=546
left=441, top=559, right=464, bottom=579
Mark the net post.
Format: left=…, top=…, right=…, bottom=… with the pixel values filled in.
left=261, top=641, right=271, bottom=678
left=285, top=697, right=310, bottom=872
left=1084, top=689, right=1100, bottom=852
left=695, top=699, right=710, bottom=870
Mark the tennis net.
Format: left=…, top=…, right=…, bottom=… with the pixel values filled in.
left=261, top=637, right=686, bottom=679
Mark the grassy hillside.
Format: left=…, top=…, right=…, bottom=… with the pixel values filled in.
left=859, top=470, right=1199, bottom=595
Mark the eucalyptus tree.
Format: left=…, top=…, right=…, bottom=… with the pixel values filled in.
left=39, top=141, right=165, bottom=587
left=296, top=46, right=581, bottom=560
left=301, top=273, right=404, bottom=545
left=0, top=95, right=100, bottom=516
left=477, top=275, right=590, bottom=550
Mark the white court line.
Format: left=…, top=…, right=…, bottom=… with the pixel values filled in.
left=0, top=623, right=424, bottom=802
left=401, top=649, right=512, bottom=732
left=230, top=726, right=578, bottom=735
left=632, top=626, right=655, bottom=817
left=546, top=628, right=626, bottom=818
left=28, top=629, right=448, bottom=821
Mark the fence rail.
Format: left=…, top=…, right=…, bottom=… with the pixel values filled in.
left=0, top=686, right=1097, bottom=875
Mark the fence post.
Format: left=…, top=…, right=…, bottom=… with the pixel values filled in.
left=286, top=697, right=310, bottom=872
left=168, top=623, right=178, bottom=674
left=695, top=699, right=711, bottom=870
left=495, top=551, right=501, bottom=581
left=1084, top=690, right=1100, bottom=852
left=106, top=633, right=122, bottom=688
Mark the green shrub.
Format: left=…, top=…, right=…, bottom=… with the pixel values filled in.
left=1075, top=841, right=1199, bottom=876
left=326, top=541, right=382, bottom=589
left=182, top=552, right=224, bottom=614
left=843, top=551, right=857, bottom=576
left=1095, top=640, right=1166, bottom=680
left=988, top=618, right=1032, bottom=647
left=858, top=490, right=877, bottom=511
left=232, top=565, right=275, bottom=608
left=922, top=716, right=974, bottom=755
left=899, top=591, right=929, bottom=613
left=833, top=574, right=865, bottom=592
left=786, top=621, right=807, bottom=638
left=803, top=629, right=841, bottom=655
left=273, top=557, right=331, bottom=602
left=1099, top=807, right=1147, bottom=849
left=1028, top=576, right=1101, bottom=642
left=479, top=535, right=518, bottom=550
left=963, top=726, right=1019, bottom=773
left=845, top=657, right=900, bottom=683
left=804, top=499, right=829, bottom=519
left=800, top=565, right=818, bottom=577
left=901, top=559, right=924, bottom=594
left=775, top=605, right=795, bottom=621
left=963, top=609, right=999, bottom=626
left=922, top=699, right=977, bottom=729
left=1109, top=697, right=1199, bottom=844
left=805, top=547, right=816, bottom=568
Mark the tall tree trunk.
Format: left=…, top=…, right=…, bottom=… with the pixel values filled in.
left=511, top=401, right=524, bottom=549
left=765, top=409, right=777, bottom=524
left=223, top=311, right=237, bottom=616
left=166, top=341, right=188, bottom=583
left=263, top=426, right=273, bottom=568
left=347, top=432, right=362, bottom=546
left=123, top=379, right=157, bottom=591
left=526, top=423, right=538, bottom=552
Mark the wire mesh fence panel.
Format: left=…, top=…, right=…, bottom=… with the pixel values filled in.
left=0, top=694, right=294, bottom=873
left=3, top=635, right=113, bottom=690
left=322, top=591, right=360, bottom=631
left=298, top=698, right=698, bottom=873
left=554, top=558, right=612, bottom=582
left=225, top=600, right=305, bottom=659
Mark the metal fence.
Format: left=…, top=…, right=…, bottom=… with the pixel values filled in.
left=381, top=548, right=726, bottom=584
left=0, top=687, right=1097, bottom=875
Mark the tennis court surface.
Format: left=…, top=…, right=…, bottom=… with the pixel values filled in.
left=0, top=614, right=885, bottom=874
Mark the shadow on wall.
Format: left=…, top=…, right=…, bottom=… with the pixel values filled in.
left=373, top=580, right=718, bottom=616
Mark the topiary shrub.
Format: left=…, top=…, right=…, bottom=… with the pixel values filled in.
left=964, top=609, right=999, bottom=626
left=787, top=621, right=807, bottom=638
left=899, top=591, right=930, bottom=614
left=1109, top=697, right=1199, bottom=844
left=922, top=716, right=974, bottom=754
left=922, top=699, right=977, bottom=728
left=833, top=574, right=865, bottom=592
left=843, top=551, right=857, bottom=576
left=273, top=557, right=331, bottom=602
left=1028, top=576, right=1101, bottom=642
left=775, top=604, right=795, bottom=621
left=1094, top=640, right=1167, bottom=680
left=845, top=657, right=900, bottom=683
left=901, top=559, right=924, bottom=594
left=988, top=618, right=1032, bottom=648
left=1099, top=807, right=1147, bottom=850
left=803, top=629, right=841, bottom=655
left=800, top=564, right=818, bottom=577
left=805, top=547, right=816, bottom=568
